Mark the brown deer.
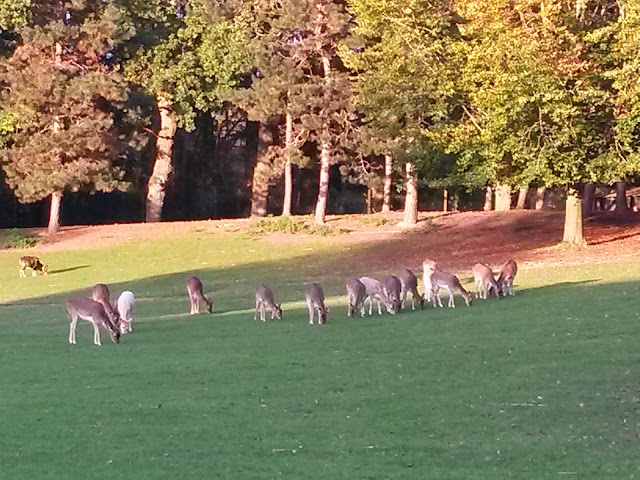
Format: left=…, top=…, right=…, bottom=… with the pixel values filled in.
left=383, top=275, right=403, bottom=313
left=186, top=276, right=213, bottom=314
left=497, top=259, right=518, bottom=296
left=92, top=284, right=121, bottom=326
left=305, top=283, right=328, bottom=325
left=472, top=263, right=500, bottom=299
left=398, top=268, right=424, bottom=310
left=19, top=256, right=48, bottom=277
left=66, top=297, right=120, bottom=346
left=254, top=284, right=282, bottom=321
left=346, top=277, right=367, bottom=317
left=358, top=276, right=397, bottom=315
left=430, top=271, right=473, bottom=308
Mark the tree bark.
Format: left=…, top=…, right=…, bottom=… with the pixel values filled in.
left=47, top=190, right=63, bottom=234
left=403, top=162, right=418, bottom=225
left=250, top=121, right=275, bottom=217
left=516, top=187, right=528, bottom=209
left=562, top=188, right=586, bottom=246
left=483, top=186, right=493, bottom=211
left=146, top=96, right=177, bottom=222
left=442, top=188, right=448, bottom=212
left=534, top=186, right=546, bottom=210
left=314, top=141, right=331, bottom=225
left=582, top=182, right=595, bottom=217
left=282, top=111, right=294, bottom=217
left=495, top=184, right=512, bottom=211
left=613, top=180, right=629, bottom=213
left=381, top=154, right=392, bottom=212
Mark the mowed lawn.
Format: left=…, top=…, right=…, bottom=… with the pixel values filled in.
left=1, top=228, right=640, bottom=479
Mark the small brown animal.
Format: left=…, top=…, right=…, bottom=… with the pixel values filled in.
left=66, top=297, right=121, bottom=346
left=254, top=284, right=282, bottom=321
left=305, top=283, right=328, bottom=325
left=430, top=271, right=473, bottom=308
left=497, top=259, right=518, bottom=296
left=186, top=276, right=213, bottom=314
left=91, top=283, right=121, bottom=326
left=19, top=256, right=48, bottom=277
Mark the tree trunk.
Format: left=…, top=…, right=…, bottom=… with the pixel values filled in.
left=483, top=186, right=493, bottom=211
left=313, top=34, right=333, bottom=226
left=314, top=141, right=331, bottom=225
left=47, top=190, right=63, bottom=234
left=282, top=111, right=294, bottom=217
left=381, top=154, right=392, bottom=212
left=562, top=188, right=586, bottom=246
left=516, top=187, right=528, bottom=209
left=535, top=186, right=546, bottom=210
left=582, top=182, right=595, bottom=217
left=442, top=188, right=448, bottom=212
left=403, top=162, right=418, bottom=225
left=146, top=96, right=177, bottom=222
left=613, top=180, right=629, bottom=213
left=250, top=121, right=275, bottom=217
left=495, top=184, right=512, bottom=211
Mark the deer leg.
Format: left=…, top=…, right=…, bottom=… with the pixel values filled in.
left=68, top=316, right=77, bottom=344
left=448, top=288, right=455, bottom=308
left=254, top=300, right=259, bottom=320
left=307, top=301, right=315, bottom=325
left=93, top=322, right=101, bottom=346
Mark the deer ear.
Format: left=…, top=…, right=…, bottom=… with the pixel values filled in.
left=326, top=306, right=331, bottom=312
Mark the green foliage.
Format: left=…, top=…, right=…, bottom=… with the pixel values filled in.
left=247, top=216, right=349, bottom=236
left=360, top=215, right=389, bottom=227
left=0, top=228, right=40, bottom=249
left=0, top=0, right=29, bottom=30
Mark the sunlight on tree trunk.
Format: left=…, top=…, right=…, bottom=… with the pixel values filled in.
left=495, top=184, right=512, bottom=211
left=516, top=187, right=528, bottom=209
left=47, top=190, right=62, bottom=234
left=403, top=162, right=418, bottom=226
left=613, top=180, right=629, bottom=213
left=314, top=141, right=331, bottom=225
left=146, top=96, right=177, bottom=222
left=282, top=111, right=293, bottom=217
left=443, top=188, right=448, bottom=212
left=483, top=186, right=493, bottom=211
left=582, top=182, right=595, bottom=217
left=535, top=186, right=546, bottom=210
left=562, top=188, right=586, bottom=247
left=250, top=121, right=274, bottom=217
left=382, top=154, right=392, bottom=212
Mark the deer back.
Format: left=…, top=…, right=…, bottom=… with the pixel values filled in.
left=256, top=283, right=276, bottom=305
left=346, top=278, right=366, bottom=302
left=186, top=276, right=204, bottom=295
left=398, top=268, right=418, bottom=291
left=66, top=297, right=120, bottom=340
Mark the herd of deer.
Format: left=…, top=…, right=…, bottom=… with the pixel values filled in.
left=18, top=254, right=518, bottom=346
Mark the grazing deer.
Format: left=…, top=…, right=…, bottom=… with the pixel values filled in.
left=305, top=283, right=328, bottom=325
left=92, top=283, right=121, bottom=326
left=186, top=276, right=213, bottom=314
left=472, top=263, right=500, bottom=300
left=497, top=259, right=518, bottom=296
left=346, top=277, right=367, bottom=318
left=66, top=297, right=120, bottom=346
left=19, top=256, right=48, bottom=277
left=430, top=271, right=473, bottom=308
left=383, top=275, right=403, bottom=313
left=358, top=276, right=397, bottom=315
left=398, top=268, right=424, bottom=310
left=116, top=291, right=136, bottom=334
left=254, top=284, right=282, bottom=321
left=422, top=258, right=440, bottom=303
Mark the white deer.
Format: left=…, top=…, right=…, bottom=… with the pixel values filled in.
left=116, top=291, right=136, bottom=334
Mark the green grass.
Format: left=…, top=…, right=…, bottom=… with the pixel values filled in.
left=1, top=229, right=640, bottom=479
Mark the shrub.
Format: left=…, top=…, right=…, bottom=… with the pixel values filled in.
left=360, top=216, right=389, bottom=227
left=0, top=229, right=41, bottom=249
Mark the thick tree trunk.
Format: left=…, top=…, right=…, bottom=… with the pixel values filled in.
left=516, top=187, right=528, bottom=209
left=403, top=162, right=418, bottom=225
left=494, top=184, right=512, bottom=211
left=483, top=186, right=493, bottom=211
left=146, top=96, right=177, bottom=222
left=314, top=141, right=331, bottom=225
left=562, top=188, right=586, bottom=246
left=535, top=186, right=546, bottom=210
left=250, top=121, right=275, bottom=217
left=47, top=190, right=63, bottom=234
left=282, top=111, right=294, bottom=217
left=582, top=182, right=596, bottom=217
left=382, top=154, right=392, bottom=213
left=613, top=180, right=629, bottom=213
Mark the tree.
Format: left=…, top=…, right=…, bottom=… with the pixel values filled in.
left=344, top=0, right=464, bottom=225
left=0, top=1, right=128, bottom=233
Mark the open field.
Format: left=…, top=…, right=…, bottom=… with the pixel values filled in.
left=1, top=211, right=640, bottom=479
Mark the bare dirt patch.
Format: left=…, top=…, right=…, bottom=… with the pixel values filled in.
left=4, top=210, right=639, bottom=270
